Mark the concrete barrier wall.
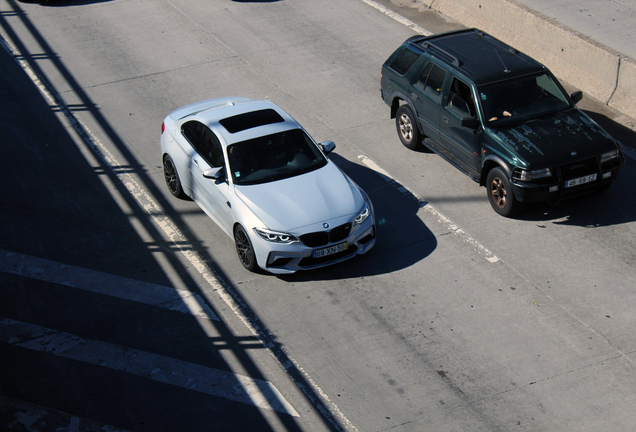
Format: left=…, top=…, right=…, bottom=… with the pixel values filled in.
left=413, top=0, right=636, bottom=120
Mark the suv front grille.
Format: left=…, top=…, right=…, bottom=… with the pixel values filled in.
left=300, top=223, right=352, bottom=248
left=559, top=157, right=598, bottom=181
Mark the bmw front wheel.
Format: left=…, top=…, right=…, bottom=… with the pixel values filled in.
left=234, top=225, right=258, bottom=272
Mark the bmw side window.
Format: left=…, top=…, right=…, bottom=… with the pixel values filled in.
left=199, top=128, right=224, bottom=168
left=181, top=121, right=224, bottom=168
left=389, top=48, right=419, bottom=75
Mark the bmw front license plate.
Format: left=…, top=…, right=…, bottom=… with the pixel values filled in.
left=313, top=242, right=348, bottom=258
left=564, top=173, right=597, bottom=188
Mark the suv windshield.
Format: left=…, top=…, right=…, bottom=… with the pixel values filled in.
left=479, top=73, right=572, bottom=125
left=227, top=128, right=327, bottom=185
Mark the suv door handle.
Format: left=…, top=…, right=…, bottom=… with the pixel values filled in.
left=443, top=116, right=449, bottom=124
left=410, top=93, right=417, bottom=100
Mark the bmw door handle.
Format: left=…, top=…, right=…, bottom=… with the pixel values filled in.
left=192, top=158, right=199, bottom=166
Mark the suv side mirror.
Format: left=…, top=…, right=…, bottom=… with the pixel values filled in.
left=570, top=90, right=583, bottom=104
left=461, top=116, right=479, bottom=130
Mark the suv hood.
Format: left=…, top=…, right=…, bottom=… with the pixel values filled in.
left=234, top=162, right=363, bottom=232
left=491, top=109, right=617, bottom=166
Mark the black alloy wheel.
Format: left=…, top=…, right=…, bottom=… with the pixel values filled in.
left=234, top=225, right=258, bottom=272
left=163, top=154, right=186, bottom=199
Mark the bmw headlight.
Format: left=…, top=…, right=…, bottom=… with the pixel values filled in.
left=254, top=228, right=297, bottom=243
left=354, top=204, right=371, bottom=226
left=517, top=168, right=552, bottom=181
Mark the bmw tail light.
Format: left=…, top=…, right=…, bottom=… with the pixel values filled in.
left=161, top=122, right=165, bottom=134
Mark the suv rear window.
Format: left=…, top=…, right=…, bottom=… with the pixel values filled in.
left=389, top=48, right=419, bottom=75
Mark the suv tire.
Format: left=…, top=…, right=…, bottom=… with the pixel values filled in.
left=396, top=105, right=422, bottom=150
left=487, top=167, right=521, bottom=217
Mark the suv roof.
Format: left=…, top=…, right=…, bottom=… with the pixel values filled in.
left=408, top=28, right=546, bottom=86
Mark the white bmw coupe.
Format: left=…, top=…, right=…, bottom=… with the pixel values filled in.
left=160, top=97, right=376, bottom=274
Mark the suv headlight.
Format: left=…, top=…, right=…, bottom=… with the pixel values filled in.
left=254, top=228, right=297, bottom=243
left=354, top=204, right=371, bottom=226
left=517, top=168, right=552, bottom=181
left=601, top=149, right=619, bottom=163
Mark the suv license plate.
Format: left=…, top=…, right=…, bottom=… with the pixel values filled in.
left=565, top=173, right=597, bottom=188
left=313, top=242, right=348, bottom=258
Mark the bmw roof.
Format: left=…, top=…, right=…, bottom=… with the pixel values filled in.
left=167, top=97, right=301, bottom=145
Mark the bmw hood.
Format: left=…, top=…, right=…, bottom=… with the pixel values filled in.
left=234, top=162, right=364, bottom=232
left=491, top=109, right=618, bottom=166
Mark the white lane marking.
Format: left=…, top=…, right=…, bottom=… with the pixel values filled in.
left=0, top=249, right=220, bottom=321
left=1, top=318, right=299, bottom=417
left=358, top=155, right=500, bottom=263
left=360, top=0, right=432, bottom=36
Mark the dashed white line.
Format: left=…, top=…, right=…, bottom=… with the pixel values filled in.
left=358, top=155, right=500, bottom=263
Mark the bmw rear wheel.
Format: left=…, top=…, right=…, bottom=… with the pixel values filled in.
left=487, top=167, right=521, bottom=217
left=163, top=154, right=186, bottom=199
left=396, top=105, right=422, bottom=150
left=235, top=225, right=258, bottom=272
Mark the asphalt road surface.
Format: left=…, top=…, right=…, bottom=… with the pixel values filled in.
left=1, top=0, right=635, bottom=431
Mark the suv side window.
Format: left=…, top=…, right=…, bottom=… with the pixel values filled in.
left=181, top=121, right=225, bottom=168
left=414, top=62, right=447, bottom=100
left=447, top=78, right=476, bottom=116
left=389, top=48, right=420, bottom=75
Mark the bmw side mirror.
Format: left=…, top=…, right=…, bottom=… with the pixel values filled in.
left=460, top=116, right=479, bottom=130
left=570, top=90, right=583, bottom=104
left=319, top=141, right=336, bottom=154
left=203, top=167, right=224, bottom=181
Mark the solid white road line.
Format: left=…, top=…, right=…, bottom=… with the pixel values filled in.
left=1, top=318, right=299, bottom=417
left=360, top=0, right=432, bottom=36
left=0, top=249, right=220, bottom=321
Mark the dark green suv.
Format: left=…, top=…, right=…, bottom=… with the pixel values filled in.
left=381, top=28, right=624, bottom=216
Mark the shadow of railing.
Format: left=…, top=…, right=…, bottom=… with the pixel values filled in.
left=0, top=1, right=342, bottom=430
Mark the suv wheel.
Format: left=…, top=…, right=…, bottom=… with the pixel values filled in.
left=396, top=105, right=422, bottom=150
left=487, top=167, right=521, bottom=217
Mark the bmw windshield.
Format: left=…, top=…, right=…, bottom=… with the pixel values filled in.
left=227, top=128, right=328, bottom=185
left=479, top=73, right=573, bottom=126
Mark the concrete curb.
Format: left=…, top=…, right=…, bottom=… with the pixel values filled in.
left=415, top=0, right=636, bottom=120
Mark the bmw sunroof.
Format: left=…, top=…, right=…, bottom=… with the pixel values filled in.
left=219, top=109, right=285, bottom=134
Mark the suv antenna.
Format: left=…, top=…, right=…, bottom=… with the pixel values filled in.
left=495, top=49, right=511, bottom=73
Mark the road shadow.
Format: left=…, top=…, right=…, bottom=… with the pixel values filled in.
left=0, top=4, right=337, bottom=430
left=277, top=152, right=437, bottom=282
